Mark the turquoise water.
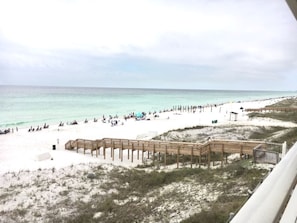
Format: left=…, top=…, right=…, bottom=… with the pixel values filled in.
left=0, top=85, right=296, bottom=128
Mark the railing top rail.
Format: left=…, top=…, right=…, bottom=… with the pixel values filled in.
left=211, top=139, right=267, bottom=145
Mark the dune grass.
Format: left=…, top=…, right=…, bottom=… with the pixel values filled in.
left=247, top=97, right=297, bottom=147
left=48, top=160, right=266, bottom=223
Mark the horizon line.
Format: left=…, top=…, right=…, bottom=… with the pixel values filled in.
left=0, top=84, right=296, bottom=93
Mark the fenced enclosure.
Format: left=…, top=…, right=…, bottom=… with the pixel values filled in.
left=253, top=144, right=280, bottom=164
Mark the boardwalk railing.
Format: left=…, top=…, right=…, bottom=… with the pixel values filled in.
left=231, top=142, right=297, bottom=223
left=65, top=138, right=275, bottom=168
left=245, top=107, right=297, bottom=112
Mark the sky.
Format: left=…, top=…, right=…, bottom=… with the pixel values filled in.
left=0, top=0, right=297, bottom=91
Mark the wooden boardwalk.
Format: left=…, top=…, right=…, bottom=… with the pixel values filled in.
left=65, top=138, right=270, bottom=168
left=245, top=107, right=297, bottom=112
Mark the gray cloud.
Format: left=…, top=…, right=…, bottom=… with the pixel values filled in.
left=0, top=0, right=296, bottom=90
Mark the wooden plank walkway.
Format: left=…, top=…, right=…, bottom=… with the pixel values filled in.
left=65, top=138, right=268, bottom=168
left=245, top=107, right=297, bottom=112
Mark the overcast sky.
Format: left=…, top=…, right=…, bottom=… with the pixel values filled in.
left=0, top=0, right=297, bottom=90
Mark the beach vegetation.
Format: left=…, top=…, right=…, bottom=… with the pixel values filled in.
left=248, top=110, right=297, bottom=147
left=153, top=125, right=205, bottom=140
left=181, top=195, right=247, bottom=223
left=62, top=162, right=265, bottom=222
left=0, top=161, right=268, bottom=223
left=270, top=127, right=297, bottom=148
left=248, top=111, right=297, bottom=123
left=268, top=98, right=297, bottom=108
left=248, top=97, right=297, bottom=124
left=136, top=162, right=155, bottom=168
left=248, top=126, right=285, bottom=140
left=14, top=208, right=27, bottom=217
left=173, top=125, right=206, bottom=132
left=0, top=192, right=11, bottom=201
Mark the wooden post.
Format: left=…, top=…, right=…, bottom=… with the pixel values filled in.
left=84, top=140, right=86, bottom=155
left=103, top=146, right=106, bottom=160
left=93, top=143, right=95, bottom=157
left=128, top=144, right=131, bottom=160
left=137, top=148, right=139, bottom=160
left=91, top=143, right=93, bottom=157
left=142, top=143, right=144, bottom=163
left=177, top=147, right=180, bottom=169
left=121, top=147, right=123, bottom=162
left=111, top=141, right=114, bottom=158
left=112, top=148, right=114, bottom=161
left=164, top=145, right=167, bottom=166
left=153, top=144, right=155, bottom=164
left=221, top=144, right=224, bottom=167
left=240, top=145, right=243, bottom=160
left=103, top=141, right=106, bottom=159
left=191, top=146, right=193, bottom=168
left=208, top=145, right=211, bottom=169
left=112, top=142, right=115, bottom=161
left=199, top=147, right=201, bottom=168
left=96, top=141, right=98, bottom=157
left=131, top=149, right=134, bottom=163
left=120, top=142, right=123, bottom=159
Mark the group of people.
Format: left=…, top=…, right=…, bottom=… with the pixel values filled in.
left=101, top=115, right=122, bottom=127
left=3, top=108, right=173, bottom=135
left=28, top=123, right=49, bottom=132
left=25, top=108, right=170, bottom=133
left=58, top=118, right=97, bottom=127
left=83, top=118, right=98, bottom=123
left=59, top=120, right=78, bottom=126
left=3, top=109, right=169, bottom=135
left=0, top=128, right=16, bottom=135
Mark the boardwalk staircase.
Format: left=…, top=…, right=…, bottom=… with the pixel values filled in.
left=65, top=138, right=280, bottom=168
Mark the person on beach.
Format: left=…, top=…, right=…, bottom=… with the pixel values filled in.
left=0, top=128, right=11, bottom=134
left=102, top=115, right=106, bottom=123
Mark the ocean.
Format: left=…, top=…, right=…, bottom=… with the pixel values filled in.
left=1, top=85, right=296, bottom=129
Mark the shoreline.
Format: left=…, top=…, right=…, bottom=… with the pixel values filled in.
left=0, top=96, right=296, bottom=174
left=0, top=94, right=293, bottom=130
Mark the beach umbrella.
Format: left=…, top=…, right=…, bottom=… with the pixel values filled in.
left=135, top=112, right=144, bottom=118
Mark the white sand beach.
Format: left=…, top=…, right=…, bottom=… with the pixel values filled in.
left=0, top=97, right=295, bottom=175
left=1, top=96, right=297, bottom=223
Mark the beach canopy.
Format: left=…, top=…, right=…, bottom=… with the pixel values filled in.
left=135, top=112, right=144, bottom=118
